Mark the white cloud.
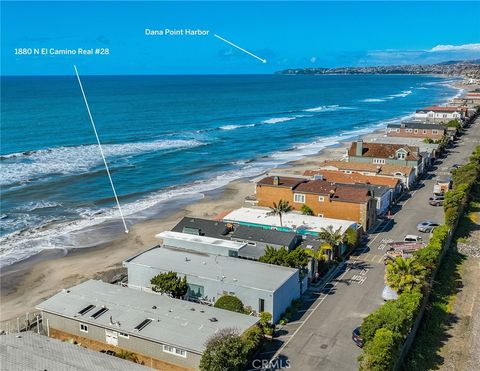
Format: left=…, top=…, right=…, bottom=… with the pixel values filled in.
left=310, top=56, right=317, bottom=63
left=429, top=43, right=480, bottom=52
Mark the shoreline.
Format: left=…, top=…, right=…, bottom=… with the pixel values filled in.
left=0, top=78, right=475, bottom=323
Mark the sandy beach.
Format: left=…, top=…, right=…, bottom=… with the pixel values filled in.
left=1, top=80, right=477, bottom=325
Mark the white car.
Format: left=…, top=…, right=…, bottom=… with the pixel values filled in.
left=416, top=221, right=440, bottom=233
left=404, top=235, right=422, bottom=243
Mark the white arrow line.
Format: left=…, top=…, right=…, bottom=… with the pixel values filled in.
left=73, top=65, right=129, bottom=234
left=213, top=34, right=267, bottom=64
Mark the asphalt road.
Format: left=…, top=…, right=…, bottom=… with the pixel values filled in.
left=260, top=119, right=480, bottom=371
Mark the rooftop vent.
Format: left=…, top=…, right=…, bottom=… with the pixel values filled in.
left=134, top=318, right=153, bottom=332
left=209, top=317, right=218, bottom=322
left=152, top=306, right=157, bottom=309
left=91, top=307, right=109, bottom=319
left=78, top=304, right=95, bottom=316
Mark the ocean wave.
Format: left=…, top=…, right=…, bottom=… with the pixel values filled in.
left=262, top=116, right=298, bottom=124
left=1, top=139, right=203, bottom=187
left=361, top=89, right=412, bottom=103
left=15, top=200, right=63, bottom=212
left=219, top=123, right=256, bottom=131
left=303, top=104, right=353, bottom=113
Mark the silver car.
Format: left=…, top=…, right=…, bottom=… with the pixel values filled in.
left=416, top=221, right=440, bottom=233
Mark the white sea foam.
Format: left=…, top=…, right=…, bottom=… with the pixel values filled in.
left=303, top=105, right=352, bottom=112
left=15, top=200, right=62, bottom=212
left=219, top=124, right=255, bottom=131
left=1, top=139, right=203, bottom=186
left=262, top=116, right=297, bottom=124
left=362, top=90, right=412, bottom=102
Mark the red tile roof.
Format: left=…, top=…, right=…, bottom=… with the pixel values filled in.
left=348, top=142, right=420, bottom=161
left=257, top=176, right=306, bottom=189
left=303, top=170, right=400, bottom=188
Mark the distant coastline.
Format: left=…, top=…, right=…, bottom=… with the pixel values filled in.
left=276, top=59, right=480, bottom=79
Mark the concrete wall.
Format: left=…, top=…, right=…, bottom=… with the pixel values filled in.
left=42, top=312, right=200, bottom=370
left=125, top=262, right=300, bottom=323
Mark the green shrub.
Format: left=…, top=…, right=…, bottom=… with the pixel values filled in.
left=242, top=326, right=263, bottom=355
left=300, top=204, right=314, bottom=215
left=359, top=328, right=401, bottom=371
left=214, top=295, right=244, bottom=313
left=200, top=328, right=249, bottom=371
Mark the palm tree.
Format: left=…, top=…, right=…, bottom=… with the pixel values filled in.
left=305, top=242, right=334, bottom=273
left=268, top=199, right=293, bottom=227
left=385, top=257, right=426, bottom=293
left=318, top=225, right=344, bottom=260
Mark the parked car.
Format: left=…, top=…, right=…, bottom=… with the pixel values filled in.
left=429, top=195, right=444, bottom=206
left=416, top=221, right=440, bottom=233
left=352, top=327, right=364, bottom=347
left=404, top=235, right=422, bottom=243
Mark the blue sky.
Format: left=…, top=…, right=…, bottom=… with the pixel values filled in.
left=2, top=1, right=479, bottom=75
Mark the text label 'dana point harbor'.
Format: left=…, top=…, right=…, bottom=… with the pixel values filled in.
left=144, top=28, right=210, bottom=36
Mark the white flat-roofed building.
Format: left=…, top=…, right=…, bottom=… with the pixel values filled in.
left=124, top=245, right=304, bottom=323
left=222, top=207, right=357, bottom=237
left=36, top=280, right=259, bottom=370
left=156, top=230, right=247, bottom=257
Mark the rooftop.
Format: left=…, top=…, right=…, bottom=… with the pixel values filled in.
left=36, top=280, right=259, bottom=354
left=156, top=231, right=247, bottom=251
left=257, top=176, right=306, bottom=189
left=223, top=207, right=356, bottom=235
left=0, top=331, right=150, bottom=371
left=320, top=160, right=415, bottom=175
left=348, top=141, right=421, bottom=161
left=416, top=106, right=464, bottom=112
left=321, top=160, right=414, bottom=176
left=365, top=136, right=441, bottom=152
left=387, top=122, right=445, bottom=130
left=171, top=217, right=230, bottom=237
left=303, top=170, right=400, bottom=188
left=125, top=245, right=299, bottom=293
left=171, top=216, right=298, bottom=248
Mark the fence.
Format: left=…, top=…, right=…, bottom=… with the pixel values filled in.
left=0, top=311, right=45, bottom=335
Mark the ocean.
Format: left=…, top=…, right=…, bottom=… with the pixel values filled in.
left=0, top=74, right=460, bottom=267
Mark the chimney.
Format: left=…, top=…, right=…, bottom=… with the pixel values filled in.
left=355, top=140, right=363, bottom=157
left=273, top=176, right=279, bottom=186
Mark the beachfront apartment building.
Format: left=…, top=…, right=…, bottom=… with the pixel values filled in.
left=254, top=176, right=377, bottom=231
left=170, top=216, right=301, bottom=260
left=124, top=245, right=303, bottom=323
left=318, top=161, right=416, bottom=190
left=414, top=106, right=467, bottom=124
left=36, top=280, right=259, bottom=370
left=386, top=122, right=445, bottom=140
left=347, top=140, right=424, bottom=176
left=303, top=169, right=402, bottom=200
left=452, top=93, right=480, bottom=109
left=222, top=207, right=357, bottom=257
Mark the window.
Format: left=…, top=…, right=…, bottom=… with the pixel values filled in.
left=163, top=345, right=187, bottom=358
left=345, top=170, right=352, bottom=174
left=187, top=283, right=204, bottom=298
left=423, top=129, right=427, bottom=134
left=228, top=250, right=238, bottom=257
left=414, top=129, right=418, bottom=134
left=293, top=193, right=305, bottom=203
left=432, top=130, right=438, bottom=135
left=119, top=332, right=129, bottom=339
left=318, top=214, right=324, bottom=217
left=396, top=128, right=400, bottom=133
left=318, top=196, right=325, bottom=202
left=406, top=129, right=413, bottom=133
left=79, top=323, right=88, bottom=333
left=397, top=152, right=406, bottom=160
left=259, top=298, right=265, bottom=313
left=373, top=159, right=385, bottom=164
